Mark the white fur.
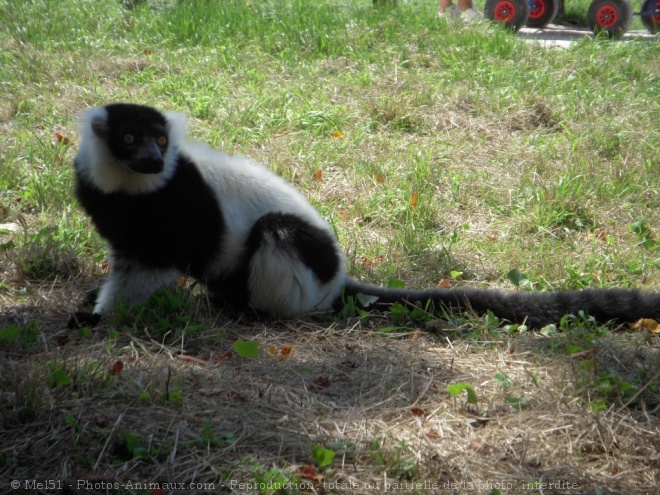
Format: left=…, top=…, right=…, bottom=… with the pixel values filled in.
left=93, top=251, right=181, bottom=314
left=248, top=237, right=342, bottom=317
left=76, top=107, right=180, bottom=195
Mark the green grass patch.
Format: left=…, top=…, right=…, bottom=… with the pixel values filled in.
left=1, top=0, right=659, bottom=493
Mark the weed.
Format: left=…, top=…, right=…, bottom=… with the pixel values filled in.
left=233, top=339, right=260, bottom=358
left=311, top=445, right=335, bottom=467
left=251, top=464, right=304, bottom=495
left=112, top=286, right=207, bottom=339
left=4, top=366, right=45, bottom=424
left=116, top=429, right=156, bottom=460
left=0, top=322, right=39, bottom=349
left=446, top=382, right=479, bottom=406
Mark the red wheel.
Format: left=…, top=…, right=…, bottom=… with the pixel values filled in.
left=530, top=0, right=547, bottom=19
left=596, top=4, right=618, bottom=27
left=587, top=0, right=632, bottom=38
left=494, top=0, right=516, bottom=21
left=641, top=0, right=660, bottom=33
left=527, top=0, right=560, bottom=28
left=485, top=0, right=529, bottom=31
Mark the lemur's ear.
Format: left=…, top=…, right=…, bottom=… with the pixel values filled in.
left=90, top=115, right=109, bottom=139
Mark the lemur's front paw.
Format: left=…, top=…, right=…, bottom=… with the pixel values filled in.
left=67, top=312, right=102, bottom=329
left=83, top=288, right=100, bottom=306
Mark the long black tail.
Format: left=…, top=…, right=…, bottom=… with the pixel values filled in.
left=343, top=278, right=660, bottom=328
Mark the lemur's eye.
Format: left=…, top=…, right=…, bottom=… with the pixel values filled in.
left=157, top=136, right=168, bottom=147
left=123, top=134, right=135, bottom=145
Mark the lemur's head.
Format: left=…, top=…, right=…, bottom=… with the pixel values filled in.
left=89, top=103, right=169, bottom=174
left=76, top=103, right=187, bottom=194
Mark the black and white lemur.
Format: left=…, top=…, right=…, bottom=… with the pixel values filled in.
left=68, top=103, right=660, bottom=329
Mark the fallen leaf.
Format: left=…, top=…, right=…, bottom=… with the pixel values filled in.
left=410, top=407, right=427, bottom=417
left=437, top=277, right=451, bottom=289
left=315, top=169, right=323, bottom=182
left=300, top=465, right=317, bottom=476
left=586, top=228, right=608, bottom=242
left=213, top=351, right=234, bottom=363
left=266, top=345, right=293, bottom=361
left=330, top=130, right=345, bottom=138
left=294, top=464, right=325, bottom=483
left=360, top=255, right=384, bottom=267
left=311, top=376, right=330, bottom=391
left=110, top=361, right=123, bottom=375
left=410, top=191, right=419, bottom=209
left=425, top=429, right=440, bottom=440
left=374, top=173, right=386, bottom=183
left=595, top=228, right=608, bottom=241
left=631, top=318, right=660, bottom=334
left=96, top=414, right=113, bottom=428
left=54, top=132, right=72, bottom=145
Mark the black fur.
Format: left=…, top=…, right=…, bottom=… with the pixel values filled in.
left=93, top=104, right=167, bottom=158
left=247, top=212, right=341, bottom=283
left=75, top=154, right=224, bottom=278
left=344, top=280, right=660, bottom=328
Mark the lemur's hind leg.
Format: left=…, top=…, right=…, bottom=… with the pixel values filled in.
left=244, top=212, right=344, bottom=318
left=68, top=257, right=181, bottom=328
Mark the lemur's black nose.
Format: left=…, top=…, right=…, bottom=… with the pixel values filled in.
left=130, top=138, right=164, bottom=174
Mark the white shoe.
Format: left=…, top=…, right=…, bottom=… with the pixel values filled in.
left=461, top=7, right=484, bottom=21
left=438, top=3, right=461, bottom=18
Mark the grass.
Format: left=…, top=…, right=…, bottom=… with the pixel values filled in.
left=1, top=0, right=660, bottom=493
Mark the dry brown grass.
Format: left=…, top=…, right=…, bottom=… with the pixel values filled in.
left=1, top=280, right=659, bottom=494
